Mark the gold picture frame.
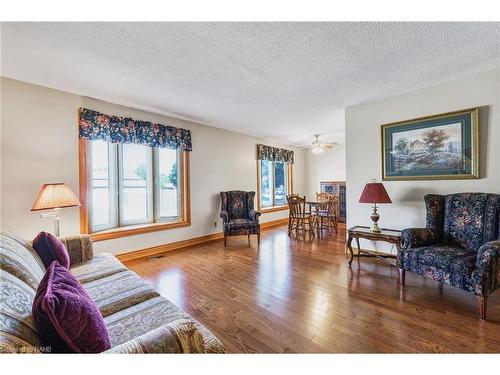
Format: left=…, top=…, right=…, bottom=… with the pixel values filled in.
left=381, top=108, right=479, bottom=181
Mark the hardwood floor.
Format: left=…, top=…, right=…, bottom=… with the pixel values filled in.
left=124, top=224, right=500, bottom=353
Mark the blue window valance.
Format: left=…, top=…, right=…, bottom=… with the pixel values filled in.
left=257, top=144, right=294, bottom=164
left=78, top=108, right=192, bottom=151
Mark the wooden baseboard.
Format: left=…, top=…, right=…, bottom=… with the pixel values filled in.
left=117, top=217, right=289, bottom=262
left=261, top=217, right=289, bottom=229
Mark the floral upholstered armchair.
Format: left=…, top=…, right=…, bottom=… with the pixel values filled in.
left=399, top=193, right=500, bottom=320
left=220, top=191, right=261, bottom=246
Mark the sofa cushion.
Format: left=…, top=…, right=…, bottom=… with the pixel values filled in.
left=403, top=244, right=477, bottom=275
left=0, top=232, right=46, bottom=290
left=0, top=271, right=44, bottom=353
left=224, top=218, right=260, bottom=236
left=104, top=296, right=224, bottom=353
left=33, top=261, right=111, bottom=353
left=82, top=271, right=160, bottom=317
left=70, top=253, right=127, bottom=284
left=104, top=296, right=190, bottom=346
left=32, top=232, right=70, bottom=269
left=59, top=234, right=94, bottom=265
left=228, top=218, right=255, bottom=227
left=105, top=319, right=205, bottom=354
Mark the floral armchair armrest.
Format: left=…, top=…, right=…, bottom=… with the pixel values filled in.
left=248, top=210, right=261, bottom=223
left=220, top=210, right=229, bottom=223
left=59, top=234, right=94, bottom=266
left=104, top=319, right=205, bottom=354
left=473, top=240, right=500, bottom=297
left=400, top=228, right=438, bottom=249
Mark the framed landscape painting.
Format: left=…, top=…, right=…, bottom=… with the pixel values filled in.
left=381, top=108, right=479, bottom=181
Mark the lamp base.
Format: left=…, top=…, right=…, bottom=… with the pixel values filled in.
left=369, top=205, right=381, bottom=233
left=39, top=207, right=61, bottom=237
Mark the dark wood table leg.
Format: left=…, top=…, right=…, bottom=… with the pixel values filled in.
left=347, top=236, right=354, bottom=266
left=347, top=227, right=402, bottom=268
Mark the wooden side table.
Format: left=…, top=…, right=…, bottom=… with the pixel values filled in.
left=346, top=226, right=402, bottom=267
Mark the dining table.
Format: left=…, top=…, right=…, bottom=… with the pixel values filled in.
left=305, top=200, right=326, bottom=212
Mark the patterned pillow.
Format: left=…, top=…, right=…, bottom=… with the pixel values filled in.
left=32, top=261, right=111, bottom=353
left=32, top=231, right=70, bottom=269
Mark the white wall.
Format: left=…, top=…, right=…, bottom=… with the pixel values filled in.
left=1, top=77, right=306, bottom=255
left=305, top=144, right=346, bottom=198
left=345, top=67, right=500, bottom=253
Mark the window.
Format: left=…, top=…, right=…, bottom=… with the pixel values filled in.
left=257, top=159, right=292, bottom=211
left=90, top=140, right=116, bottom=232
left=119, top=143, right=153, bottom=225
left=80, top=139, right=190, bottom=240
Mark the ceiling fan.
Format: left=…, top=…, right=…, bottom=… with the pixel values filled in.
left=307, top=134, right=338, bottom=154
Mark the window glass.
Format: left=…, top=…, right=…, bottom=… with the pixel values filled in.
left=260, top=159, right=273, bottom=208
left=274, top=161, right=287, bottom=206
left=120, top=143, right=151, bottom=223
left=91, top=140, right=111, bottom=228
left=158, top=148, right=180, bottom=219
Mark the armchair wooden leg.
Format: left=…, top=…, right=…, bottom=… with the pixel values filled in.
left=476, top=296, right=487, bottom=321
left=224, top=236, right=227, bottom=247
left=438, top=282, right=443, bottom=293
left=248, top=234, right=250, bottom=245
left=398, top=268, right=405, bottom=287
left=257, top=233, right=260, bottom=244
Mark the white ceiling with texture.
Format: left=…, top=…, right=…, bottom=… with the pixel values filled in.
left=2, top=22, right=500, bottom=146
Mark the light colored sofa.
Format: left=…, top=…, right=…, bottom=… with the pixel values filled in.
left=0, top=232, right=225, bottom=353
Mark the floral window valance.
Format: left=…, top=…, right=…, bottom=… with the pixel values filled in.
left=78, top=108, right=192, bottom=151
left=257, top=144, right=294, bottom=164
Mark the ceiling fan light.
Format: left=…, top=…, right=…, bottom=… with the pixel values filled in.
left=312, top=147, right=324, bottom=154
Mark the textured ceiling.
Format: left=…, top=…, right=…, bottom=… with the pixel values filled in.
left=2, top=22, right=500, bottom=146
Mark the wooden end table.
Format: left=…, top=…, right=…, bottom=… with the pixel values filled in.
left=346, top=226, right=402, bottom=267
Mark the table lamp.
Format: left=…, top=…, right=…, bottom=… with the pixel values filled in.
left=31, top=183, right=81, bottom=236
left=358, top=179, right=392, bottom=233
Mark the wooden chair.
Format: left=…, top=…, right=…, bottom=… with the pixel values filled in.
left=316, top=192, right=333, bottom=201
left=286, top=194, right=314, bottom=238
left=313, top=194, right=338, bottom=237
left=314, top=192, right=334, bottom=217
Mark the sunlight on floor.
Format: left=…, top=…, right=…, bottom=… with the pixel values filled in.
left=256, top=232, right=292, bottom=309
left=156, top=268, right=186, bottom=308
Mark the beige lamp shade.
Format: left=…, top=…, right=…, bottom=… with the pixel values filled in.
left=31, top=183, right=81, bottom=211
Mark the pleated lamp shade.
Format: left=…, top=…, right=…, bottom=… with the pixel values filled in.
left=358, top=182, right=392, bottom=204
left=31, top=183, right=81, bottom=211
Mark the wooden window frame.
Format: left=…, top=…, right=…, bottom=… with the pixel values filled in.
left=256, top=159, right=293, bottom=213
left=79, top=138, right=191, bottom=241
